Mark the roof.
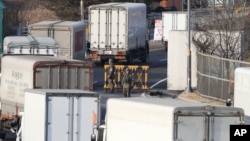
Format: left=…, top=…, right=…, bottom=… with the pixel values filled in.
left=0, top=1, right=5, bottom=9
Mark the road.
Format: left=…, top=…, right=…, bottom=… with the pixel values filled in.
left=92, top=41, right=169, bottom=96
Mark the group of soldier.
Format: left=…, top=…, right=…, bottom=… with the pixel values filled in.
left=107, top=59, right=133, bottom=97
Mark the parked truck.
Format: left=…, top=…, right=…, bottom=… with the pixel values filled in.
left=18, top=89, right=100, bottom=141
left=91, top=96, right=245, bottom=141
left=88, top=2, right=149, bottom=64
left=162, top=12, right=188, bottom=52
left=28, top=21, right=86, bottom=60
left=0, top=55, right=93, bottom=125
left=233, top=67, right=250, bottom=124
left=12, top=89, right=123, bottom=141
left=3, top=35, right=60, bottom=56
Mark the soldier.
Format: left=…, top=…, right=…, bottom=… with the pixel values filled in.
left=107, top=58, right=115, bottom=93
left=122, top=67, right=133, bottom=97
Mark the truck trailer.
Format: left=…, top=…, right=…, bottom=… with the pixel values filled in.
left=19, top=89, right=100, bottom=141
left=233, top=67, right=250, bottom=124
left=12, top=89, right=124, bottom=141
left=28, top=21, right=86, bottom=60
left=92, top=96, right=245, bottom=141
left=0, top=55, right=93, bottom=122
left=162, top=12, right=188, bottom=52
left=88, top=2, right=149, bottom=64
left=3, top=35, right=60, bottom=56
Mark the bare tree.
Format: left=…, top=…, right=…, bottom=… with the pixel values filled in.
left=192, top=0, right=250, bottom=99
left=192, top=0, right=250, bottom=60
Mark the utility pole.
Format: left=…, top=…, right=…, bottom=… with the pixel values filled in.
left=80, top=0, right=84, bottom=21
left=186, top=0, right=193, bottom=93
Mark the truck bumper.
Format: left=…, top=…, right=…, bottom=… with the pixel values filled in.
left=90, top=54, right=126, bottom=62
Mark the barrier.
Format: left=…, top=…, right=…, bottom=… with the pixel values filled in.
left=104, top=65, right=149, bottom=92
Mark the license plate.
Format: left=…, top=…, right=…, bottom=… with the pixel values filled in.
left=104, top=51, right=112, bottom=54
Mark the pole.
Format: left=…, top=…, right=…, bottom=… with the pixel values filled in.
left=80, top=0, right=84, bottom=21
left=186, top=0, right=193, bottom=93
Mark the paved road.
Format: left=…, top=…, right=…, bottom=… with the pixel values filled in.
left=92, top=40, right=177, bottom=97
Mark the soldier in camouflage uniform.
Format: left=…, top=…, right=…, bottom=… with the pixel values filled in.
left=122, top=67, right=133, bottom=97
left=108, top=59, right=115, bottom=93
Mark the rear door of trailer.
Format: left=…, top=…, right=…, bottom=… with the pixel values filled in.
left=175, top=107, right=244, bottom=141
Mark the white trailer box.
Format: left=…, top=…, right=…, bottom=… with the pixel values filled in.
left=234, top=67, right=250, bottom=119
left=3, top=35, right=60, bottom=56
left=105, top=97, right=244, bottom=141
left=162, top=12, right=188, bottom=42
left=162, top=12, right=189, bottom=51
left=28, top=21, right=86, bottom=60
left=0, top=55, right=93, bottom=118
left=88, top=2, right=148, bottom=64
left=23, top=89, right=100, bottom=141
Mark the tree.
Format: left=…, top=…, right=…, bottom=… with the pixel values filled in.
left=43, top=0, right=155, bottom=20
left=192, top=0, right=249, bottom=60
left=192, top=0, right=250, bottom=100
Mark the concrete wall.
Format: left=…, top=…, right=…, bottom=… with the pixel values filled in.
left=167, top=30, right=197, bottom=90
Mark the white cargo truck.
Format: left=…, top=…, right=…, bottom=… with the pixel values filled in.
left=92, top=96, right=245, bottom=141
left=3, top=35, right=60, bottom=56
left=19, top=89, right=100, bottom=141
left=88, top=2, right=149, bottom=64
left=233, top=67, right=250, bottom=124
left=12, top=90, right=123, bottom=141
left=28, top=21, right=86, bottom=60
left=0, top=55, right=93, bottom=123
left=162, top=12, right=188, bottom=52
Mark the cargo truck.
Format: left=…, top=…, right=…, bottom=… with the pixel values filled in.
left=12, top=89, right=123, bottom=141
left=232, top=67, right=250, bottom=124
left=88, top=3, right=149, bottom=64
left=3, top=35, right=60, bottom=56
left=91, top=96, right=245, bottom=141
left=0, top=55, right=93, bottom=125
left=18, top=89, right=100, bottom=141
left=28, top=21, right=86, bottom=60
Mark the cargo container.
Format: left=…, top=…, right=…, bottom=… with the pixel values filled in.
left=0, top=55, right=93, bottom=120
left=28, top=21, right=86, bottom=60
left=92, top=96, right=245, bottom=141
left=3, top=35, right=60, bottom=56
left=11, top=90, right=124, bottom=141
left=20, top=89, right=99, bottom=141
left=88, top=2, right=149, bottom=64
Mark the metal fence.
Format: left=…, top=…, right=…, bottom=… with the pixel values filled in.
left=197, top=51, right=250, bottom=101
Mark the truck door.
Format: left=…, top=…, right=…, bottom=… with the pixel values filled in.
left=208, top=114, right=242, bottom=141
left=47, top=95, right=99, bottom=141
left=175, top=107, right=244, bottom=141
left=109, top=8, right=126, bottom=49
left=175, top=116, right=205, bottom=141
left=89, top=8, right=108, bottom=49
left=89, top=7, right=126, bottom=50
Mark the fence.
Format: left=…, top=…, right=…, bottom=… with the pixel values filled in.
left=103, top=65, right=149, bottom=92
left=197, top=51, right=250, bottom=101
